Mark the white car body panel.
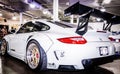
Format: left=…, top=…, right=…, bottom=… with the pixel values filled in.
left=3, top=20, right=115, bottom=70
left=5, top=33, right=33, bottom=60
left=46, top=41, right=114, bottom=69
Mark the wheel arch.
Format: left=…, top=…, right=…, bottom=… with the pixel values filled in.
left=26, top=34, right=53, bottom=52
left=26, top=39, right=47, bottom=70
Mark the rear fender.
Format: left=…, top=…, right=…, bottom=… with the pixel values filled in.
left=27, top=34, right=53, bottom=52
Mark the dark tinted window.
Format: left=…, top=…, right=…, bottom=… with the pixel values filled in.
left=17, top=21, right=50, bottom=33
left=34, top=21, right=50, bottom=31
left=17, top=22, right=34, bottom=33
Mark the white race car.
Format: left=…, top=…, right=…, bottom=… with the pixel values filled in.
left=0, top=19, right=115, bottom=70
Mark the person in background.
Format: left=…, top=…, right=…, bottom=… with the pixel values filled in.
left=1, top=26, right=7, bottom=36
left=0, top=28, right=3, bottom=39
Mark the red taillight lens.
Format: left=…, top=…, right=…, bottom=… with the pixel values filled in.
left=109, top=37, right=115, bottom=41
left=109, top=37, right=120, bottom=42
left=57, top=36, right=87, bottom=44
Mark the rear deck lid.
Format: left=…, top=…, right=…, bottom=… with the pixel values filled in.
left=83, top=30, right=110, bottom=42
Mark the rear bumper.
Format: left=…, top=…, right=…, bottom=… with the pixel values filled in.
left=58, top=55, right=114, bottom=70
left=47, top=41, right=115, bottom=70
left=82, top=55, right=114, bottom=69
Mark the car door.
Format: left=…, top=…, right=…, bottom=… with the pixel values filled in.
left=9, top=22, right=35, bottom=59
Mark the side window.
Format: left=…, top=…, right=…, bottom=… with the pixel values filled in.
left=34, top=21, right=50, bottom=31
left=32, top=25, right=42, bottom=31
left=17, top=22, right=34, bottom=33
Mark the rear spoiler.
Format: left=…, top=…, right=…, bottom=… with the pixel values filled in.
left=64, top=2, right=120, bottom=24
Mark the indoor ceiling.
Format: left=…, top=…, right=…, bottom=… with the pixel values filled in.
left=0, top=0, right=120, bottom=21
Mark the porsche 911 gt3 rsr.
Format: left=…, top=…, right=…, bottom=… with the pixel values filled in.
left=0, top=2, right=117, bottom=71
left=0, top=19, right=115, bottom=70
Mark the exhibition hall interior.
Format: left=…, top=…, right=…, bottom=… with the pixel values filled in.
left=0, top=0, right=120, bottom=74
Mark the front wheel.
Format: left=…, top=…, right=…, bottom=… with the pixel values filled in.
left=26, top=40, right=47, bottom=70
left=0, top=39, right=8, bottom=55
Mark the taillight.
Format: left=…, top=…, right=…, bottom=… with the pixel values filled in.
left=109, top=37, right=120, bottom=42
left=57, top=36, right=87, bottom=44
left=109, top=37, right=115, bottom=41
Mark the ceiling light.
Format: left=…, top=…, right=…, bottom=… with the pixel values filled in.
left=104, top=20, right=107, bottom=23
left=100, top=8, right=106, bottom=12
left=43, top=10, right=48, bottom=15
left=102, top=0, right=112, bottom=4
left=66, top=2, right=69, bottom=5
left=0, top=13, right=3, bottom=16
left=24, top=19, right=27, bottom=23
left=96, top=18, right=101, bottom=21
left=0, top=4, right=4, bottom=7
left=29, top=4, right=36, bottom=8
left=12, top=16, right=17, bottom=20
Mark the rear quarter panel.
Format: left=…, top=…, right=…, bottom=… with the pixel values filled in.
left=27, top=33, right=53, bottom=52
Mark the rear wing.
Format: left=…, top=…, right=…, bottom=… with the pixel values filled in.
left=64, top=2, right=91, bottom=16
left=64, top=2, right=120, bottom=35
left=64, top=2, right=120, bottom=24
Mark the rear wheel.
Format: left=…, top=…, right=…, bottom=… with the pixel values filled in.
left=0, top=39, right=8, bottom=55
left=26, top=40, right=47, bottom=70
